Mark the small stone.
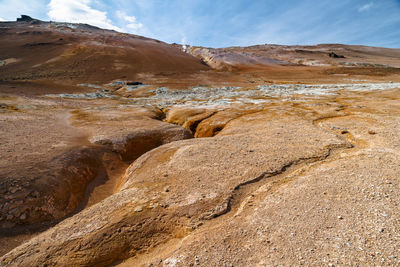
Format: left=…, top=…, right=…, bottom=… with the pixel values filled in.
left=20, top=213, right=27, bottom=220
left=368, top=130, right=376, bottom=135
left=338, top=215, right=343, bottom=220
left=149, top=203, right=159, bottom=209
left=9, top=187, right=17, bottom=194
left=134, top=206, right=143, bottom=212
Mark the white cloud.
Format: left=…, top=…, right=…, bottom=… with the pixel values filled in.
left=358, top=2, right=373, bottom=12
left=48, top=0, right=122, bottom=31
left=0, top=0, right=47, bottom=22
left=116, top=11, right=143, bottom=32
left=0, top=17, right=6, bottom=21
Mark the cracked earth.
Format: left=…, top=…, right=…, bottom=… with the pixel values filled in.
left=1, top=83, right=399, bottom=266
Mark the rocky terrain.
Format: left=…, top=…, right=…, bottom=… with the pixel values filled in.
left=181, top=43, right=400, bottom=70
left=0, top=16, right=400, bottom=266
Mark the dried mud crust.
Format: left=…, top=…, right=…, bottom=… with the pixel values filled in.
left=0, top=104, right=105, bottom=256
left=165, top=106, right=265, bottom=137
left=0, top=106, right=101, bottom=229
left=0, top=84, right=399, bottom=266
left=1, top=112, right=350, bottom=266
left=123, top=90, right=400, bottom=267
left=69, top=106, right=193, bottom=161
left=146, top=115, right=400, bottom=267
left=0, top=97, right=193, bottom=256
left=0, top=146, right=101, bottom=228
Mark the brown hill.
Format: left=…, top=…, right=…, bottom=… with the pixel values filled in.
left=1, top=17, right=400, bottom=94
left=0, top=18, right=209, bottom=87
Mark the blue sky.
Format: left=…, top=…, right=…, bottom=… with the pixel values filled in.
left=0, top=0, right=399, bottom=48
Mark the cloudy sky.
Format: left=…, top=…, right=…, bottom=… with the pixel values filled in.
left=0, top=0, right=399, bottom=48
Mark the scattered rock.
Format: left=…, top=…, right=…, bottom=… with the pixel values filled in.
left=9, top=187, right=18, bottom=194
left=328, top=52, right=345, bottom=58
left=134, top=206, right=143, bottom=212
left=127, top=81, right=143, bottom=86
left=16, top=15, right=35, bottom=22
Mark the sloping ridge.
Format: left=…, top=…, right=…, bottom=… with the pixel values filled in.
left=0, top=18, right=209, bottom=84
left=180, top=43, right=400, bottom=70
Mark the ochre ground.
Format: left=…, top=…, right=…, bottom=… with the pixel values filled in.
left=1, top=19, right=400, bottom=266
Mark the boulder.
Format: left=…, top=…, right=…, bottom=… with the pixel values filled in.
left=16, top=15, right=34, bottom=22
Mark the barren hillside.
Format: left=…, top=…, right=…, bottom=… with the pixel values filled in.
left=0, top=17, right=400, bottom=266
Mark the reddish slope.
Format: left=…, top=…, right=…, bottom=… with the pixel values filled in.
left=0, top=19, right=209, bottom=85
left=1, top=18, right=399, bottom=91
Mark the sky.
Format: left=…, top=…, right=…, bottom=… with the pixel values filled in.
left=0, top=0, right=399, bottom=48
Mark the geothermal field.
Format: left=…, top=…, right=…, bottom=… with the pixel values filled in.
left=0, top=16, right=400, bottom=266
